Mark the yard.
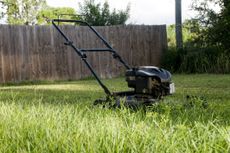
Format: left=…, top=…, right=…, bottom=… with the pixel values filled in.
left=0, top=74, right=229, bottom=152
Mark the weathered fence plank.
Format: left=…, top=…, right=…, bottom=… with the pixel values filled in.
left=0, top=24, right=167, bottom=83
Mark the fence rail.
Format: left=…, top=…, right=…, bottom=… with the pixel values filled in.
left=0, top=24, right=167, bottom=83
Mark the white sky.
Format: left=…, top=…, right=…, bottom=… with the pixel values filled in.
left=46, top=0, right=195, bottom=25
left=0, top=0, right=194, bottom=25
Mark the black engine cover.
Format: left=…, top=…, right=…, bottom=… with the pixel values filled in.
left=126, top=66, right=172, bottom=98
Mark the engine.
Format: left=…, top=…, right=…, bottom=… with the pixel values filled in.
left=126, top=66, right=175, bottom=99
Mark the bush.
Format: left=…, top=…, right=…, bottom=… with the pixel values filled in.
left=162, top=47, right=230, bottom=74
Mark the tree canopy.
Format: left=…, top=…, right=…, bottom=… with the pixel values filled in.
left=78, top=0, right=130, bottom=26
left=1, top=0, right=130, bottom=26
left=37, top=6, right=77, bottom=25
left=191, top=0, right=230, bottom=52
left=1, top=0, right=46, bottom=25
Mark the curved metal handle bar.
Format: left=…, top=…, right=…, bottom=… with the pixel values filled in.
left=52, top=19, right=130, bottom=69
left=52, top=19, right=112, bottom=96
left=54, top=19, right=114, bottom=50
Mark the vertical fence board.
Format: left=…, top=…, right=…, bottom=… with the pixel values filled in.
left=0, top=26, right=3, bottom=82
left=2, top=26, right=12, bottom=82
left=0, top=24, right=167, bottom=83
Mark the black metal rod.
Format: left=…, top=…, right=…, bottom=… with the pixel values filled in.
left=82, top=58, right=111, bottom=95
left=80, top=48, right=115, bottom=52
left=52, top=19, right=130, bottom=69
left=52, top=20, right=112, bottom=96
left=81, top=48, right=130, bottom=69
left=53, top=19, right=113, bottom=49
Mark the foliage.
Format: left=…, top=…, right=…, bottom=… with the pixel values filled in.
left=1, top=0, right=46, bottom=25
left=178, top=48, right=230, bottom=73
left=167, top=20, right=200, bottom=48
left=165, top=0, right=230, bottom=74
left=0, top=75, right=229, bottom=152
left=191, top=0, right=230, bottom=52
left=37, top=7, right=77, bottom=25
left=78, top=0, right=130, bottom=26
left=0, top=1, right=7, bottom=19
left=162, top=47, right=230, bottom=73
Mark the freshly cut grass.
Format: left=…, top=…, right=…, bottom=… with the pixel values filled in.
left=0, top=75, right=229, bottom=152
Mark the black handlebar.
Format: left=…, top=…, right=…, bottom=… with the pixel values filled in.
left=52, top=19, right=130, bottom=69
left=52, top=19, right=131, bottom=96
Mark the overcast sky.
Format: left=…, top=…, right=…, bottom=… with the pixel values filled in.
left=0, top=0, right=195, bottom=25
left=46, top=0, right=195, bottom=25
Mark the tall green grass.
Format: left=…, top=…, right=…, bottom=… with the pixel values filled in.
left=162, top=47, right=230, bottom=73
left=0, top=75, right=229, bottom=152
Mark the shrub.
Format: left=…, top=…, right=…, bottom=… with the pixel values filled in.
left=162, top=47, right=230, bottom=74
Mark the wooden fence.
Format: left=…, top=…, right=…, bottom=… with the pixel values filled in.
left=0, top=24, right=167, bottom=83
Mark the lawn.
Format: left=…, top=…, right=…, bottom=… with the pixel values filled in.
left=0, top=74, right=229, bottom=152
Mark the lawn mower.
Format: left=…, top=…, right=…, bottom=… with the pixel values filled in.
left=52, top=19, right=175, bottom=108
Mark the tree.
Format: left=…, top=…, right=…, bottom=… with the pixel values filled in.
left=37, top=7, right=77, bottom=25
left=1, top=0, right=46, bottom=25
left=0, top=1, right=11, bottom=20
left=78, top=0, right=130, bottom=26
left=167, top=20, right=200, bottom=47
left=192, top=0, right=230, bottom=52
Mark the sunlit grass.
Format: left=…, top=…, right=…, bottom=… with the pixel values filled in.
left=0, top=74, right=229, bottom=152
left=0, top=84, right=100, bottom=91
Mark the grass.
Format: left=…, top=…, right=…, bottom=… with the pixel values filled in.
left=0, top=74, right=229, bottom=152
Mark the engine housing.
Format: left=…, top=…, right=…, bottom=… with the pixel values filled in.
left=126, top=66, right=173, bottom=98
